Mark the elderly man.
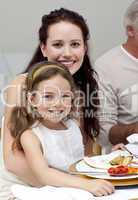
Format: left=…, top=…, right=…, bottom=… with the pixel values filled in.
left=95, top=0, right=138, bottom=153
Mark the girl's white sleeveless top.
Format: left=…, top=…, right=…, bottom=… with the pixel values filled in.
left=0, top=118, right=84, bottom=199
left=32, top=119, right=84, bottom=172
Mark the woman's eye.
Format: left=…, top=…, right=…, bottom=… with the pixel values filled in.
left=52, top=43, right=63, bottom=48
left=71, top=42, right=80, bottom=48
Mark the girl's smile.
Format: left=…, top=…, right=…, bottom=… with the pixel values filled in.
left=33, top=74, right=72, bottom=126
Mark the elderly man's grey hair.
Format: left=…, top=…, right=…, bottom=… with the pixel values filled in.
left=124, top=0, right=138, bottom=29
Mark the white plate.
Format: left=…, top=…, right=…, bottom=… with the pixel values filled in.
left=76, top=160, right=138, bottom=180
left=84, top=150, right=133, bottom=170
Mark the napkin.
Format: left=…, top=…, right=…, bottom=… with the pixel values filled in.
left=127, top=133, right=138, bottom=144
left=126, top=134, right=138, bottom=157
left=11, top=184, right=94, bottom=200
left=93, top=188, right=138, bottom=200
left=125, top=143, right=138, bottom=157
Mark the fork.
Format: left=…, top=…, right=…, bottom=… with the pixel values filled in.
left=69, top=171, right=107, bottom=175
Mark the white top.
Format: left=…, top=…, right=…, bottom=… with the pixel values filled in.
left=95, top=45, right=138, bottom=153
left=32, top=119, right=84, bottom=172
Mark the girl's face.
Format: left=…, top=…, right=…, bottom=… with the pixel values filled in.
left=41, top=21, right=86, bottom=75
left=32, top=75, right=73, bottom=125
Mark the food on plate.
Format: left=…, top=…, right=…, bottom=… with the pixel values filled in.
left=128, top=167, right=138, bottom=174
left=109, top=155, right=124, bottom=165
left=122, top=156, right=133, bottom=165
left=108, top=165, right=138, bottom=176
left=109, top=155, right=133, bottom=166
left=108, top=166, right=128, bottom=176
left=131, top=160, right=138, bottom=165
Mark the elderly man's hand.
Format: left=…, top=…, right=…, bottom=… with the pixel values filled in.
left=112, top=143, right=125, bottom=151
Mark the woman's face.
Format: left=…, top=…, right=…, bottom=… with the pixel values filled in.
left=41, top=21, right=86, bottom=75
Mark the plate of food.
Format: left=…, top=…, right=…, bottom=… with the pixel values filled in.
left=75, top=160, right=138, bottom=180
left=83, top=150, right=138, bottom=170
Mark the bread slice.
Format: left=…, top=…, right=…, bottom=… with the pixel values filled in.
left=109, top=155, right=125, bottom=165
left=110, top=155, right=133, bottom=166
left=122, top=156, right=133, bottom=165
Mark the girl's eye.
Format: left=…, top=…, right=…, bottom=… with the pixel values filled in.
left=62, top=94, right=72, bottom=100
left=71, top=42, right=80, bottom=48
left=42, top=95, right=54, bottom=100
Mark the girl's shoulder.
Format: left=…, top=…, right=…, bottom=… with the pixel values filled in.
left=21, top=127, right=44, bottom=154
left=68, top=118, right=79, bottom=126
left=20, top=129, right=41, bottom=147
left=65, top=118, right=80, bottom=130
left=21, top=129, right=34, bottom=139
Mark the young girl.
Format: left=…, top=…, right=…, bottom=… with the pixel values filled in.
left=3, top=8, right=100, bottom=186
left=0, top=61, right=114, bottom=199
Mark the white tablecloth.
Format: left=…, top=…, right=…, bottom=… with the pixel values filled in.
left=11, top=184, right=138, bottom=200
left=95, top=187, right=138, bottom=200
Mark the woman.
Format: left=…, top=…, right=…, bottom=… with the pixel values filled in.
left=3, top=8, right=99, bottom=187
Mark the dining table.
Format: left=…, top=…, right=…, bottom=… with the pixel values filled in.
left=69, top=161, right=138, bottom=200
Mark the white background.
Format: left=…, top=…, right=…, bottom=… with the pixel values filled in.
left=0, top=0, right=132, bottom=61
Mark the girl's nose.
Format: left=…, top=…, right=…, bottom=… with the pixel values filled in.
left=54, top=96, right=62, bottom=107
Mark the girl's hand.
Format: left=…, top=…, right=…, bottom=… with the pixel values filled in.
left=85, top=179, right=114, bottom=197
left=112, top=143, right=125, bottom=151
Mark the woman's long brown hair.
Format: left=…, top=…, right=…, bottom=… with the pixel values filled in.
left=23, top=8, right=99, bottom=139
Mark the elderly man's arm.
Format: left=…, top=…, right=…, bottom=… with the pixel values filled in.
left=109, top=122, right=138, bottom=144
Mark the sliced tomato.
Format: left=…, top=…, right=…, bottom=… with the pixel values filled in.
left=108, top=165, right=128, bottom=175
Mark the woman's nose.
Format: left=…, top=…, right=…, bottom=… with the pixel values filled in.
left=63, top=46, right=72, bottom=57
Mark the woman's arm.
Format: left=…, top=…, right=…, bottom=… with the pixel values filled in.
left=3, top=74, right=41, bottom=186
left=20, top=130, right=114, bottom=196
